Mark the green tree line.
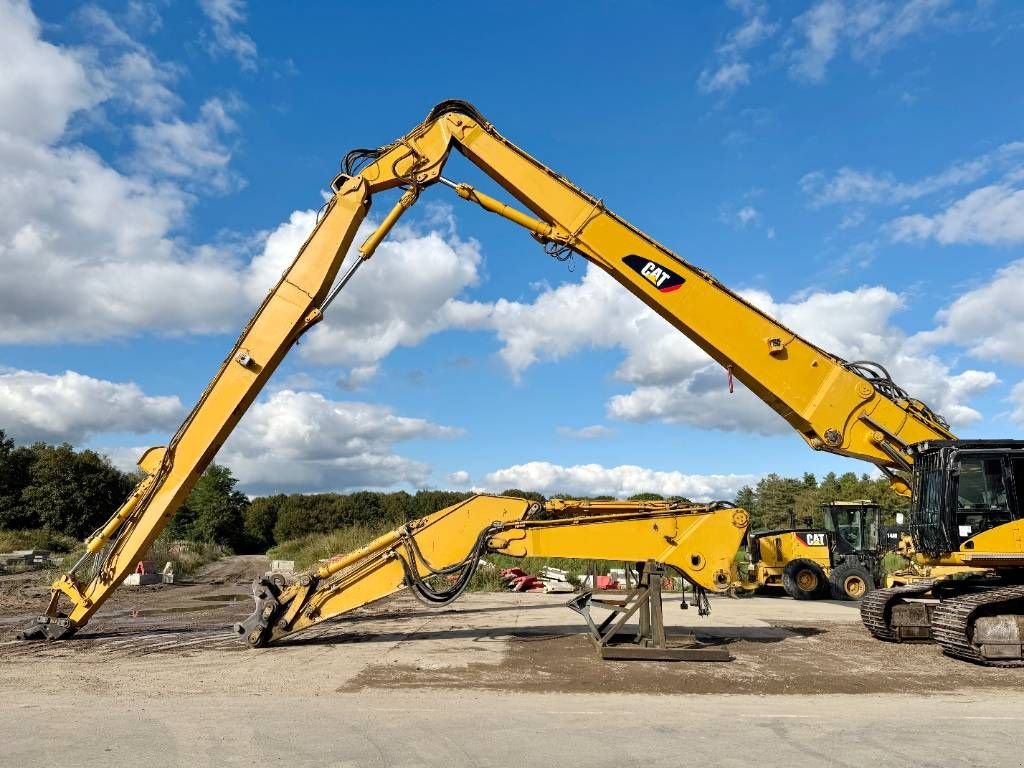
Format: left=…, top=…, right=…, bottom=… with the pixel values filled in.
left=735, top=471, right=908, bottom=531
left=1, top=429, right=908, bottom=554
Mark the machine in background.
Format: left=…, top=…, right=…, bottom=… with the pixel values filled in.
left=744, top=501, right=886, bottom=601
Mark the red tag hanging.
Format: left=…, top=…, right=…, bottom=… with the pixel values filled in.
left=727, top=366, right=734, bottom=394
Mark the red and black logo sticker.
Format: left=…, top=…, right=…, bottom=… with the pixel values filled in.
left=623, top=254, right=685, bottom=293
left=798, top=532, right=827, bottom=547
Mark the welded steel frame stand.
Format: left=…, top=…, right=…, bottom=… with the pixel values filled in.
left=566, top=560, right=731, bottom=661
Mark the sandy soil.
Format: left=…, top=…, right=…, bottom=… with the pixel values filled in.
left=2, top=555, right=1022, bottom=697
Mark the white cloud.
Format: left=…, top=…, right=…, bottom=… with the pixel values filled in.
left=917, top=259, right=1024, bottom=364
left=1010, top=382, right=1024, bottom=425
left=0, top=131, right=245, bottom=343
left=698, top=0, right=777, bottom=95
left=699, top=61, right=751, bottom=95
left=336, top=365, right=380, bottom=391
left=889, top=184, right=1024, bottom=245
left=218, top=390, right=460, bottom=493
left=130, top=97, right=242, bottom=192
left=250, top=207, right=489, bottom=366
left=0, top=1, right=251, bottom=344
left=198, top=0, right=258, bottom=71
left=789, top=0, right=955, bottom=83
left=556, top=425, right=614, bottom=440
left=0, top=369, right=182, bottom=443
left=789, top=0, right=845, bottom=82
left=482, top=461, right=758, bottom=501
left=801, top=141, right=1024, bottom=207
left=0, top=0, right=103, bottom=144
left=447, top=470, right=471, bottom=485
left=78, top=4, right=182, bottom=119
left=737, top=205, right=759, bottom=225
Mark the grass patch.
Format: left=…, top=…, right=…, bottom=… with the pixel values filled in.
left=882, top=552, right=910, bottom=574
left=0, top=528, right=80, bottom=554
left=268, top=522, right=399, bottom=571
left=145, top=537, right=227, bottom=577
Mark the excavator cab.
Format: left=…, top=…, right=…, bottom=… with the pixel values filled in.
left=907, top=440, right=1024, bottom=557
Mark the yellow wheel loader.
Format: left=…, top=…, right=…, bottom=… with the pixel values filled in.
left=744, top=501, right=883, bottom=600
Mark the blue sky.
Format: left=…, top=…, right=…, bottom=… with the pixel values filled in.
left=1, top=0, right=1022, bottom=499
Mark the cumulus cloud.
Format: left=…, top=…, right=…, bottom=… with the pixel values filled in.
left=0, top=0, right=251, bottom=344
left=917, top=259, right=1024, bottom=364
left=248, top=207, right=489, bottom=366
left=482, top=462, right=758, bottom=501
left=889, top=184, right=1024, bottom=245
left=0, top=0, right=103, bottom=143
left=0, top=4, right=482, bottom=353
left=130, top=97, right=243, bottom=192
left=218, top=390, right=461, bottom=493
left=447, top=470, right=471, bottom=485
left=198, top=0, right=258, bottom=71
left=0, top=369, right=183, bottom=443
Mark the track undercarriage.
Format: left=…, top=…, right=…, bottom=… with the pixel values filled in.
left=861, top=579, right=1024, bottom=667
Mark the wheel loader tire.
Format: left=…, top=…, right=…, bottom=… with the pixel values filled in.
left=782, top=559, right=829, bottom=600
left=829, top=563, right=874, bottom=601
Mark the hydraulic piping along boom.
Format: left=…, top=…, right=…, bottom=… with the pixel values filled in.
left=236, top=496, right=750, bottom=647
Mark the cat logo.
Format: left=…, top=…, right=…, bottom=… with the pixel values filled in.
left=802, top=533, right=826, bottom=547
left=623, top=254, right=685, bottom=293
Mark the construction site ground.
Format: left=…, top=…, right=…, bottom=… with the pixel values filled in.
left=2, top=555, right=1022, bottom=767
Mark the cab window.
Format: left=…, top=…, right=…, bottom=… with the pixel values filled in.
left=956, top=457, right=1013, bottom=541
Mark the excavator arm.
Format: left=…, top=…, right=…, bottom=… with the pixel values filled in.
left=349, top=100, right=955, bottom=481
left=23, top=99, right=954, bottom=643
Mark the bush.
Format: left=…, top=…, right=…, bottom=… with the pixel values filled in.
left=0, top=528, right=80, bottom=554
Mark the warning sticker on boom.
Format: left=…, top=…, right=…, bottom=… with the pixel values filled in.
left=623, top=254, right=685, bottom=293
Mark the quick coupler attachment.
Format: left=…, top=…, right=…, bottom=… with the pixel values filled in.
left=234, top=577, right=281, bottom=648
left=17, top=615, right=77, bottom=641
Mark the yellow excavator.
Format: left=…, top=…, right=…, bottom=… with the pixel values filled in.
left=20, top=100, right=1023, bottom=665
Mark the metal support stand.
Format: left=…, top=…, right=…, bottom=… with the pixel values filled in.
left=566, top=560, right=731, bottom=662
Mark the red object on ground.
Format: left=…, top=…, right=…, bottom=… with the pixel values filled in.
left=595, top=575, right=620, bottom=590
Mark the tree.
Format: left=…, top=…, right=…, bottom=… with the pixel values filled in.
left=734, top=486, right=756, bottom=517
left=628, top=492, right=664, bottom=502
left=0, top=430, right=34, bottom=529
left=501, top=488, right=547, bottom=503
left=20, top=443, right=131, bottom=539
left=244, top=494, right=284, bottom=552
left=175, top=464, right=250, bottom=550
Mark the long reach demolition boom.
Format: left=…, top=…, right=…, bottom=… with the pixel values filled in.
left=25, top=101, right=1019, bottom=663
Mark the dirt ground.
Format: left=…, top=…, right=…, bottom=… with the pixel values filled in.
left=2, top=555, right=1021, bottom=697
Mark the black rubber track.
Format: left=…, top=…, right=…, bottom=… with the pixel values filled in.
left=860, top=581, right=934, bottom=641
left=931, top=584, right=1024, bottom=667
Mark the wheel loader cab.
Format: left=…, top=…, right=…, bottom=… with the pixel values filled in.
left=908, top=440, right=1024, bottom=557
left=822, top=501, right=881, bottom=555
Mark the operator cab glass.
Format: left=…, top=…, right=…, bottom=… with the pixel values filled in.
left=910, top=441, right=1024, bottom=555
left=823, top=504, right=880, bottom=552
left=955, top=455, right=1016, bottom=543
